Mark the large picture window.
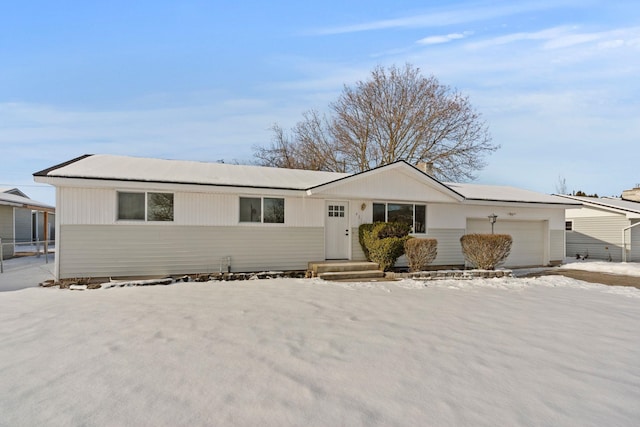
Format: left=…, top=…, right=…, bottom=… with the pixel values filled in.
left=240, top=197, right=285, bottom=224
left=117, top=192, right=174, bottom=222
left=372, top=202, right=426, bottom=234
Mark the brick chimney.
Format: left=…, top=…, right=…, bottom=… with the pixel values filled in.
left=416, top=161, right=434, bottom=176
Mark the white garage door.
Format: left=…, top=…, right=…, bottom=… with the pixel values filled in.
left=466, top=219, right=545, bottom=267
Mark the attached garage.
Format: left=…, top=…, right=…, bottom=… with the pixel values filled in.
left=466, top=219, right=547, bottom=267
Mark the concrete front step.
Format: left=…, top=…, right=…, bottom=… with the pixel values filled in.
left=317, top=269, right=385, bottom=281
left=308, top=261, right=380, bottom=275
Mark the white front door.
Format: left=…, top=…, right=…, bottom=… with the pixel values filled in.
left=325, top=201, right=350, bottom=259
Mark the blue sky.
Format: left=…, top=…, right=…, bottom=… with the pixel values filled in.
left=2, top=0, right=639, bottom=205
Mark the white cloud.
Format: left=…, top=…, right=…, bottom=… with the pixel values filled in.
left=465, top=26, right=575, bottom=49
left=310, top=1, right=569, bottom=35
left=417, top=32, right=469, bottom=45
left=597, top=39, right=625, bottom=49
left=466, top=25, right=640, bottom=51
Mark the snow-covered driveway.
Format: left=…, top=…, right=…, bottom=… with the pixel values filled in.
left=1, top=274, right=639, bottom=426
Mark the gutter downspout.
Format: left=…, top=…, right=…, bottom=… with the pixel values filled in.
left=622, top=222, right=640, bottom=262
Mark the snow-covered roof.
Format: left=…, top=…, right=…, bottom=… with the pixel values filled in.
left=35, top=154, right=350, bottom=190
left=0, top=187, right=29, bottom=198
left=556, top=195, right=640, bottom=214
left=447, top=182, right=577, bottom=206
left=35, top=154, right=574, bottom=207
left=0, top=190, right=54, bottom=211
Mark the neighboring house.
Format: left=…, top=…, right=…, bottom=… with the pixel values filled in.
left=0, top=188, right=55, bottom=259
left=557, top=195, right=640, bottom=262
left=622, top=185, right=640, bottom=202
left=34, top=154, right=579, bottom=280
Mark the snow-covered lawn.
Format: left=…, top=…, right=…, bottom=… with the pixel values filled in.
left=560, top=259, right=640, bottom=277
left=1, top=261, right=639, bottom=426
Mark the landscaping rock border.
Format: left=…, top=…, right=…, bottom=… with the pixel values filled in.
left=41, top=269, right=512, bottom=290
left=40, top=271, right=308, bottom=290
left=385, top=269, right=513, bottom=280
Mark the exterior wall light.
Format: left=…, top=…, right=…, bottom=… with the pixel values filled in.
left=488, top=213, right=498, bottom=234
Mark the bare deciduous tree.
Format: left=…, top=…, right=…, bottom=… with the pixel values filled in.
left=254, top=64, right=498, bottom=180
left=555, top=175, right=568, bottom=195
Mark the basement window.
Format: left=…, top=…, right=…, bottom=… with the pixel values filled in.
left=117, top=192, right=174, bottom=221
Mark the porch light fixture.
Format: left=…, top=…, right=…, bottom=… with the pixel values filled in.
left=488, top=213, right=498, bottom=234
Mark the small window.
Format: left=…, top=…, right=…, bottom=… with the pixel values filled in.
left=373, top=203, right=386, bottom=222
left=414, top=205, right=426, bottom=233
left=147, top=193, right=174, bottom=221
left=264, top=198, right=285, bottom=223
left=565, top=220, right=573, bottom=231
left=118, top=192, right=145, bottom=220
left=240, top=197, right=285, bottom=223
left=328, top=205, right=345, bottom=218
left=240, top=197, right=262, bottom=222
left=118, top=192, right=174, bottom=222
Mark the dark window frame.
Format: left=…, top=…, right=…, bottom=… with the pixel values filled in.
left=372, top=202, right=427, bottom=234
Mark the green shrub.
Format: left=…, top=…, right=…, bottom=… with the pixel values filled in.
left=404, top=238, right=438, bottom=272
left=460, top=234, right=512, bottom=270
left=358, top=223, right=376, bottom=260
left=377, top=222, right=412, bottom=239
left=362, top=222, right=411, bottom=271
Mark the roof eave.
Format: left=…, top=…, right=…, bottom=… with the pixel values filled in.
left=556, top=194, right=640, bottom=215
left=34, top=174, right=310, bottom=194
left=33, top=154, right=94, bottom=177
left=463, top=198, right=582, bottom=209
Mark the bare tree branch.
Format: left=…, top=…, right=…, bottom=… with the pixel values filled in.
left=253, top=63, right=498, bottom=180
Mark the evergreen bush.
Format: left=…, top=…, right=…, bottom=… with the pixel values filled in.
left=358, top=223, right=376, bottom=260
left=361, top=222, right=411, bottom=271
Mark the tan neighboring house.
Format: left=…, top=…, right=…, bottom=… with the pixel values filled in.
left=34, top=154, right=578, bottom=280
left=0, top=188, right=55, bottom=259
left=557, top=195, right=640, bottom=262
left=622, top=185, right=640, bottom=202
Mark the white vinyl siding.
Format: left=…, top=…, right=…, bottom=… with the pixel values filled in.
left=59, top=188, right=324, bottom=227
left=566, top=216, right=629, bottom=261
left=317, top=168, right=458, bottom=203
left=58, top=225, right=324, bottom=279
left=351, top=227, right=367, bottom=261
left=59, top=187, right=115, bottom=225
left=177, top=193, right=237, bottom=226
left=426, top=228, right=466, bottom=266
left=549, top=229, right=565, bottom=262
left=466, top=219, right=545, bottom=267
